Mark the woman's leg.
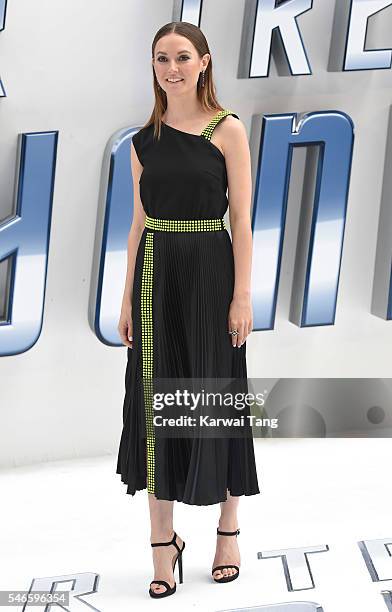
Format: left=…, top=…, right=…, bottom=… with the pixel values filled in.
left=212, top=490, right=241, bottom=580
left=148, top=493, right=184, bottom=594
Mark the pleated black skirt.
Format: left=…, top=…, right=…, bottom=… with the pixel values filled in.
left=116, top=226, right=260, bottom=505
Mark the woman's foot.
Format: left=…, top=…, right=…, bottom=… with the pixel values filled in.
left=212, top=522, right=241, bottom=580
left=150, top=530, right=184, bottom=595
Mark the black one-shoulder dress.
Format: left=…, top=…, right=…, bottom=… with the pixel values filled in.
left=116, top=109, right=260, bottom=505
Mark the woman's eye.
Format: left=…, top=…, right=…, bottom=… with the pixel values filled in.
left=156, top=56, right=190, bottom=62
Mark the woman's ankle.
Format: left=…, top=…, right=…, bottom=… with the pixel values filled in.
left=150, top=527, right=174, bottom=543
left=218, top=518, right=239, bottom=532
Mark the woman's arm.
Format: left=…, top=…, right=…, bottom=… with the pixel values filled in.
left=121, top=141, right=146, bottom=309
left=118, top=141, right=146, bottom=347
left=220, top=116, right=253, bottom=348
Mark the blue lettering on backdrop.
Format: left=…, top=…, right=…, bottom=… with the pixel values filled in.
left=251, top=111, right=354, bottom=330
left=245, top=0, right=313, bottom=78
left=345, top=0, right=392, bottom=71
left=90, top=128, right=135, bottom=347
left=329, top=0, right=392, bottom=72
left=0, top=133, right=58, bottom=356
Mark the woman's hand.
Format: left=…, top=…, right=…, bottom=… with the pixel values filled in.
left=118, top=301, right=133, bottom=348
left=228, top=294, right=253, bottom=347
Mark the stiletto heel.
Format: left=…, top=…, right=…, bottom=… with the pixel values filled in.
left=212, top=527, right=240, bottom=583
left=149, top=530, right=185, bottom=598
left=178, top=550, right=183, bottom=583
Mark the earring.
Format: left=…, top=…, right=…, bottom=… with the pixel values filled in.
left=201, top=70, right=205, bottom=87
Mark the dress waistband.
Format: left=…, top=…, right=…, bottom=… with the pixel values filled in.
left=145, top=215, right=226, bottom=232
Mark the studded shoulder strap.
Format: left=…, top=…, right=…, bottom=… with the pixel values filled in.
left=200, top=109, right=239, bottom=141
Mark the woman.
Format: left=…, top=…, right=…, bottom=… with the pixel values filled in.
left=116, top=21, right=260, bottom=599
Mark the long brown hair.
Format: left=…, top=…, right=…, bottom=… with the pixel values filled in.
left=142, top=22, right=225, bottom=140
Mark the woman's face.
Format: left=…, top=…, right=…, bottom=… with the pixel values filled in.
left=152, top=33, right=209, bottom=95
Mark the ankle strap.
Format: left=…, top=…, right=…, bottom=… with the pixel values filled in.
left=217, top=528, right=240, bottom=536
left=151, top=530, right=182, bottom=553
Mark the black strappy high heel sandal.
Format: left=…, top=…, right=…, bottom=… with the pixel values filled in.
left=149, top=530, right=185, bottom=598
left=212, top=527, right=240, bottom=583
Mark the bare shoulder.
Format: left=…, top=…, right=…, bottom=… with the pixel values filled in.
left=217, top=114, right=247, bottom=140
left=214, top=114, right=248, bottom=157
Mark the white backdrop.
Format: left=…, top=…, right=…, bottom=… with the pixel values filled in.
left=1, top=0, right=392, bottom=467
